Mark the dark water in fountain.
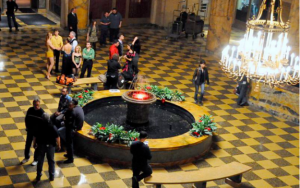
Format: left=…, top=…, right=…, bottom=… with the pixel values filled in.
left=83, top=97, right=194, bottom=139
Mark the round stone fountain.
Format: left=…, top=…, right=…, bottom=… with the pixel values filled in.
left=74, top=90, right=213, bottom=167
left=122, top=90, right=156, bottom=125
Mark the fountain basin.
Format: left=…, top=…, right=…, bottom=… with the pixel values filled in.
left=74, top=90, right=212, bottom=167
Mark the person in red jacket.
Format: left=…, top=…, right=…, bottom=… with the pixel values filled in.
left=109, top=40, right=119, bottom=59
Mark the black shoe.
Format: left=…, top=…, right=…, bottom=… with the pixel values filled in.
left=9, top=29, right=12, bottom=32
left=36, top=176, right=41, bottom=181
left=63, top=154, right=68, bottom=158
left=199, top=101, right=203, bottom=106
left=49, top=176, right=54, bottom=181
left=63, top=159, right=73, bottom=164
left=132, top=176, right=139, bottom=188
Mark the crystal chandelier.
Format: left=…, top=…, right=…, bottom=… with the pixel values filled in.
left=219, top=0, right=299, bottom=90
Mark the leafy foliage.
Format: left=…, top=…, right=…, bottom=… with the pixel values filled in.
left=141, top=85, right=185, bottom=102
left=90, top=123, right=140, bottom=146
left=73, top=89, right=94, bottom=107
left=190, top=114, right=217, bottom=137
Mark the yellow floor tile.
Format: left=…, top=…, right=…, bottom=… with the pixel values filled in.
left=211, top=149, right=231, bottom=158
left=84, top=173, right=104, bottom=183
left=279, top=175, right=299, bottom=186
left=13, top=182, right=34, bottom=188
left=257, top=160, right=279, bottom=169
left=105, top=179, right=128, bottom=188
left=283, top=157, right=299, bottom=165
left=61, top=167, right=81, bottom=177
left=260, top=151, right=281, bottom=160
left=237, top=146, right=257, bottom=154
left=205, top=158, right=226, bottom=167
left=233, top=154, right=254, bottom=163
left=245, top=131, right=264, bottom=138
left=0, top=176, right=12, bottom=186
left=50, top=176, right=72, bottom=187
left=93, top=163, right=114, bottom=173
left=73, top=158, right=92, bottom=167
left=115, top=169, right=133, bottom=179
left=282, top=166, right=299, bottom=175
left=250, top=179, right=273, bottom=188
left=6, top=166, right=26, bottom=175
left=179, top=163, right=198, bottom=171
left=263, top=143, right=283, bottom=151
left=0, top=150, right=18, bottom=159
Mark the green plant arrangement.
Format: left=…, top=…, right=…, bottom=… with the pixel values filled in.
left=190, top=114, right=217, bottom=137
left=141, top=85, right=185, bottom=102
left=73, top=89, right=94, bottom=107
left=90, top=123, right=140, bottom=146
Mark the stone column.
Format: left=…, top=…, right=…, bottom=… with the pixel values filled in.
left=288, top=0, right=299, bottom=49
left=206, top=0, right=236, bottom=52
left=69, top=0, right=89, bottom=30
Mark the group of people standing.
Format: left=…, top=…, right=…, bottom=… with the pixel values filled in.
left=21, top=88, right=84, bottom=181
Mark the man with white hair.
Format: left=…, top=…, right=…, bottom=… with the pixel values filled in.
left=69, top=31, right=78, bottom=52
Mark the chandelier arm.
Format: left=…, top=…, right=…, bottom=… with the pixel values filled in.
left=256, top=0, right=267, bottom=21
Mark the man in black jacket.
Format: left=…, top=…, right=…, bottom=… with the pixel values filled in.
left=22, top=98, right=44, bottom=166
left=68, top=8, right=78, bottom=38
left=130, top=131, right=152, bottom=188
left=63, top=101, right=76, bottom=163
left=6, top=0, right=19, bottom=32
left=72, top=99, right=84, bottom=131
left=34, top=113, right=60, bottom=181
left=192, top=59, right=209, bottom=105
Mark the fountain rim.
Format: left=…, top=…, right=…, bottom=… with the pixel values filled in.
left=77, top=90, right=211, bottom=151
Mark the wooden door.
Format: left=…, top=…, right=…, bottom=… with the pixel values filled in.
left=90, top=0, right=113, bottom=20
left=116, top=0, right=126, bottom=18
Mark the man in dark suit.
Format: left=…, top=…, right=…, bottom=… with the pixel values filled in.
left=68, top=8, right=78, bottom=38
left=130, top=131, right=152, bottom=188
left=6, top=0, right=19, bottom=32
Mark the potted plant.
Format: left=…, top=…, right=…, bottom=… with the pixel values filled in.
left=190, top=114, right=217, bottom=137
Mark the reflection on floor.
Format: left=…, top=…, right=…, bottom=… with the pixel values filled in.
left=0, top=26, right=298, bottom=188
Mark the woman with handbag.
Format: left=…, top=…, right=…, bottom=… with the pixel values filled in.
left=192, top=60, right=209, bottom=105
left=86, top=20, right=98, bottom=53
left=106, top=54, right=121, bottom=89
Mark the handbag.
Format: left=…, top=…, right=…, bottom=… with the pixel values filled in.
left=98, top=72, right=107, bottom=83
left=56, top=74, right=75, bottom=86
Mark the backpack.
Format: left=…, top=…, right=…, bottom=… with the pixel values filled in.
left=56, top=74, right=75, bottom=86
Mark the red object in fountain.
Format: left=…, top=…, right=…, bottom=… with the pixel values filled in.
left=131, top=91, right=151, bottom=100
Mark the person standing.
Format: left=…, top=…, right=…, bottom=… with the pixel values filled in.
left=6, top=0, right=19, bottom=32
left=33, top=113, right=60, bottom=181
left=132, top=36, right=141, bottom=55
left=192, top=60, right=209, bottom=105
left=99, top=11, right=110, bottom=46
left=69, top=31, right=78, bottom=52
left=109, top=40, right=119, bottom=59
left=117, top=34, right=124, bottom=56
left=106, top=54, right=121, bottom=89
left=61, top=38, right=73, bottom=76
left=63, top=101, right=76, bottom=163
left=80, top=42, right=95, bottom=78
left=21, top=98, right=44, bottom=166
left=87, top=20, right=98, bottom=52
left=237, top=75, right=249, bottom=106
left=46, top=32, right=58, bottom=80
left=108, top=8, right=122, bottom=42
left=51, top=87, right=72, bottom=128
left=72, top=45, right=82, bottom=77
left=51, top=29, right=63, bottom=73
left=68, top=8, right=78, bottom=38
left=130, top=131, right=152, bottom=188
left=72, top=98, right=84, bottom=131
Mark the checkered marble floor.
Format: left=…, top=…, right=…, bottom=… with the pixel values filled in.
left=0, top=25, right=299, bottom=188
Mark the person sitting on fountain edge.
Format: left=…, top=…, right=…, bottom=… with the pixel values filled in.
left=130, top=131, right=152, bottom=188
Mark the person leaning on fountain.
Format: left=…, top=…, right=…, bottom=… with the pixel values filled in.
left=51, top=87, right=72, bottom=128
left=130, top=131, right=152, bottom=188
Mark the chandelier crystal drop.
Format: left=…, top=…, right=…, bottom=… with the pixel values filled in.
left=219, top=0, right=299, bottom=89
